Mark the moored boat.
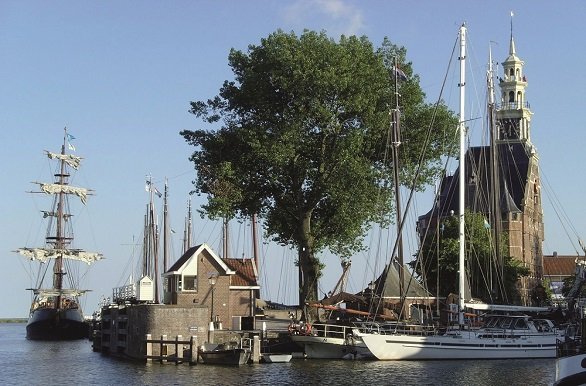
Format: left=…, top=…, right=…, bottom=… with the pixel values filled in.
left=198, top=342, right=251, bottom=365
left=290, top=321, right=373, bottom=359
left=16, top=128, right=102, bottom=340
left=261, top=353, right=292, bottom=363
left=358, top=23, right=563, bottom=360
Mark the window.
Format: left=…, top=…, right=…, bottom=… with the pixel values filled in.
left=183, top=275, right=197, bottom=291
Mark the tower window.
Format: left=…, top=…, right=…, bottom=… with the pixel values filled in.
left=509, top=91, right=515, bottom=103
left=509, top=68, right=514, bottom=77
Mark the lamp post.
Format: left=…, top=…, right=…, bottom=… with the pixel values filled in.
left=208, top=274, right=217, bottom=343
left=208, top=274, right=217, bottom=323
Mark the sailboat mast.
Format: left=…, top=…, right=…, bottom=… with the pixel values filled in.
left=391, top=57, right=405, bottom=312
left=458, top=24, right=467, bottom=326
left=163, top=179, right=169, bottom=272
left=53, top=128, right=69, bottom=308
left=252, top=214, right=259, bottom=278
left=487, top=45, right=504, bottom=298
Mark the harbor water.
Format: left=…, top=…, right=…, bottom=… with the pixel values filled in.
left=0, top=323, right=556, bottom=385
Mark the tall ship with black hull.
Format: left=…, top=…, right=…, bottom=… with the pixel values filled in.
left=16, top=128, right=102, bottom=340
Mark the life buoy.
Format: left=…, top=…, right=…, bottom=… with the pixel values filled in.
left=300, top=322, right=312, bottom=335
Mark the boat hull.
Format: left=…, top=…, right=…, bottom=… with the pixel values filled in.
left=198, top=348, right=251, bottom=365
left=360, top=331, right=558, bottom=360
left=291, top=334, right=373, bottom=359
left=262, top=353, right=292, bottom=363
left=555, top=353, right=586, bottom=386
left=26, top=307, right=88, bottom=340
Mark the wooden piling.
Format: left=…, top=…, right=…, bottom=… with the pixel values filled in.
left=146, top=333, right=152, bottom=362
left=190, top=335, right=198, bottom=365
left=252, top=335, right=260, bottom=363
left=176, top=335, right=183, bottom=364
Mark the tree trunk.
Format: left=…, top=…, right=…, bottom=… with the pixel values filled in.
left=298, top=211, right=319, bottom=322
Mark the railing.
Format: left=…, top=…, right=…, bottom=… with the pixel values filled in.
left=112, top=283, right=137, bottom=302
left=354, top=321, right=439, bottom=336
left=496, top=101, right=531, bottom=110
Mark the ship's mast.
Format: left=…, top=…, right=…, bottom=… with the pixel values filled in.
left=457, top=24, right=467, bottom=327
left=52, top=128, right=70, bottom=309
left=391, top=56, right=405, bottom=317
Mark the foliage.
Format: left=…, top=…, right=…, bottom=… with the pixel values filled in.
left=411, top=211, right=529, bottom=304
left=181, top=30, right=458, bottom=314
left=562, top=276, right=586, bottom=298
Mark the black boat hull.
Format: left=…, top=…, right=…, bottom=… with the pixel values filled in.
left=198, top=348, right=251, bottom=365
left=26, top=307, right=88, bottom=340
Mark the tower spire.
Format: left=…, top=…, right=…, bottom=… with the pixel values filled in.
left=509, top=11, right=516, bottom=55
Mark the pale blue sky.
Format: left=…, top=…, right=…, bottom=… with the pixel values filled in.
left=1, top=1, right=584, bottom=317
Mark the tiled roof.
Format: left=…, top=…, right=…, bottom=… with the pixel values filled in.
left=543, top=255, right=581, bottom=277
left=224, top=258, right=258, bottom=287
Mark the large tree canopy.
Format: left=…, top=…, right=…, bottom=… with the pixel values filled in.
left=181, top=30, right=458, bottom=320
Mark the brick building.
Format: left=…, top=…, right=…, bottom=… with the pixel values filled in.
left=162, top=243, right=259, bottom=329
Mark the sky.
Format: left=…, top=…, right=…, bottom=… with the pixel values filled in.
left=1, top=0, right=585, bottom=318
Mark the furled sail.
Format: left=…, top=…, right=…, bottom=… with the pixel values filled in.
left=16, top=248, right=103, bottom=264
left=46, top=151, right=82, bottom=170
left=30, top=288, right=88, bottom=297
left=35, top=183, right=90, bottom=204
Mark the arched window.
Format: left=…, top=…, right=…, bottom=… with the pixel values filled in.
left=509, top=68, right=514, bottom=77
left=509, top=91, right=515, bottom=103
left=517, top=91, right=523, bottom=106
left=515, top=68, right=520, bottom=80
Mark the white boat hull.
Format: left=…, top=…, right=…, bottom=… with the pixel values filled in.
left=292, top=334, right=372, bottom=359
left=262, top=353, right=292, bottom=363
left=360, top=331, right=558, bottom=360
left=555, top=353, right=586, bottom=386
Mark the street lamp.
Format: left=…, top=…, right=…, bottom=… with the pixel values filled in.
left=208, top=274, right=217, bottom=324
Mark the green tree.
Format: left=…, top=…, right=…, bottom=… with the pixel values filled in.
left=411, top=211, right=530, bottom=304
left=181, top=30, right=458, bottom=321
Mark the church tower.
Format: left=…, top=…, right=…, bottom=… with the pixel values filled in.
left=496, top=21, right=544, bottom=305
left=415, top=18, right=545, bottom=306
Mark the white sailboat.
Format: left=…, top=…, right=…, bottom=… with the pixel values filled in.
left=16, top=128, right=103, bottom=340
left=356, top=24, right=563, bottom=360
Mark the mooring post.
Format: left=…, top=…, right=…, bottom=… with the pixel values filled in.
left=252, top=335, right=261, bottom=363
left=160, top=334, right=167, bottom=363
left=176, top=335, right=183, bottom=364
left=146, top=333, right=152, bottom=362
left=190, top=335, right=198, bottom=365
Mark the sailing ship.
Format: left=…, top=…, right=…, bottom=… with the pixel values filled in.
left=356, top=24, right=563, bottom=360
left=16, top=128, right=102, bottom=340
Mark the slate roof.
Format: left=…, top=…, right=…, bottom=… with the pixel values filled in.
left=164, top=243, right=235, bottom=276
left=419, top=142, right=529, bottom=223
left=166, top=245, right=200, bottom=273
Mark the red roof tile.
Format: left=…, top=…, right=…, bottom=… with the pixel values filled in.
left=224, top=258, right=258, bottom=287
left=543, top=255, right=580, bottom=277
